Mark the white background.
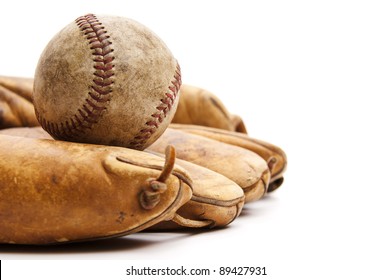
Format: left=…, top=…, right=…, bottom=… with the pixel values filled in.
left=1, top=0, right=391, bottom=279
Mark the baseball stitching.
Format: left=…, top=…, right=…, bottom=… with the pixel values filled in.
left=37, top=14, right=115, bottom=139
left=129, top=63, right=182, bottom=149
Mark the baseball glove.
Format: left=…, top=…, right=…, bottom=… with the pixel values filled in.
left=0, top=133, right=198, bottom=244
left=170, top=124, right=287, bottom=192
left=0, top=77, right=286, bottom=236
left=0, top=127, right=245, bottom=230
left=0, top=76, right=285, bottom=193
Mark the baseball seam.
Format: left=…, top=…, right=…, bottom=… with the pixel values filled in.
left=129, top=63, right=182, bottom=149
left=37, top=14, right=115, bottom=139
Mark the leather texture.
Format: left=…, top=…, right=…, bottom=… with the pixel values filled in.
left=149, top=156, right=245, bottom=229
left=0, top=126, right=270, bottom=202
left=33, top=14, right=180, bottom=150
left=170, top=124, right=287, bottom=192
left=0, top=76, right=288, bottom=240
left=0, top=76, right=34, bottom=102
left=0, top=76, right=39, bottom=128
left=149, top=128, right=270, bottom=202
left=0, top=134, right=192, bottom=244
left=0, top=127, right=245, bottom=229
left=172, top=84, right=247, bottom=133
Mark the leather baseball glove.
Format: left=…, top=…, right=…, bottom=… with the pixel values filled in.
left=0, top=77, right=286, bottom=188
left=0, top=127, right=245, bottom=230
left=0, top=76, right=287, bottom=235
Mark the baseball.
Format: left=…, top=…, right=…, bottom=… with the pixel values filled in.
left=33, top=14, right=181, bottom=150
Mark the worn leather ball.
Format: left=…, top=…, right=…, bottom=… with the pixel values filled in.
left=33, top=14, right=181, bottom=150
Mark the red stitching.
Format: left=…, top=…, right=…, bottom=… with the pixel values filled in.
left=129, top=63, right=182, bottom=149
left=36, top=14, right=115, bottom=140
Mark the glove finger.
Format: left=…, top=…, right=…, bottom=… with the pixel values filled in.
left=149, top=128, right=270, bottom=202
left=230, top=114, right=248, bottom=134
left=147, top=155, right=245, bottom=230
left=0, top=76, right=34, bottom=102
left=172, top=84, right=247, bottom=133
left=170, top=124, right=287, bottom=192
left=0, top=85, right=39, bottom=128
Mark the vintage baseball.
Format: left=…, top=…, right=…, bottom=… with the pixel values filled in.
left=33, top=14, right=181, bottom=150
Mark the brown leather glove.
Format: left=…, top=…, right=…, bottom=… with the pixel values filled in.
left=0, top=77, right=287, bottom=231
left=0, top=125, right=269, bottom=203
left=0, top=133, right=196, bottom=244
left=0, top=127, right=245, bottom=230
left=0, top=76, right=286, bottom=193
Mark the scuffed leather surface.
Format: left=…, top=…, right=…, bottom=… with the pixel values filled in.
left=0, top=127, right=245, bottom=229
left=172, top=84, right=247, bottom=133
left=0, top=76, right=39, bottom=128
left=149, top=128, right=270, bottom=202
left=33, top=15, right=179, bottom=150
left=170, top=124, right=287, bottom=192
left=0, top=76, right=34, bottom=102
left=150, top=157, right=245, bottom=229
left=0, top=134, right=192, bottom=244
